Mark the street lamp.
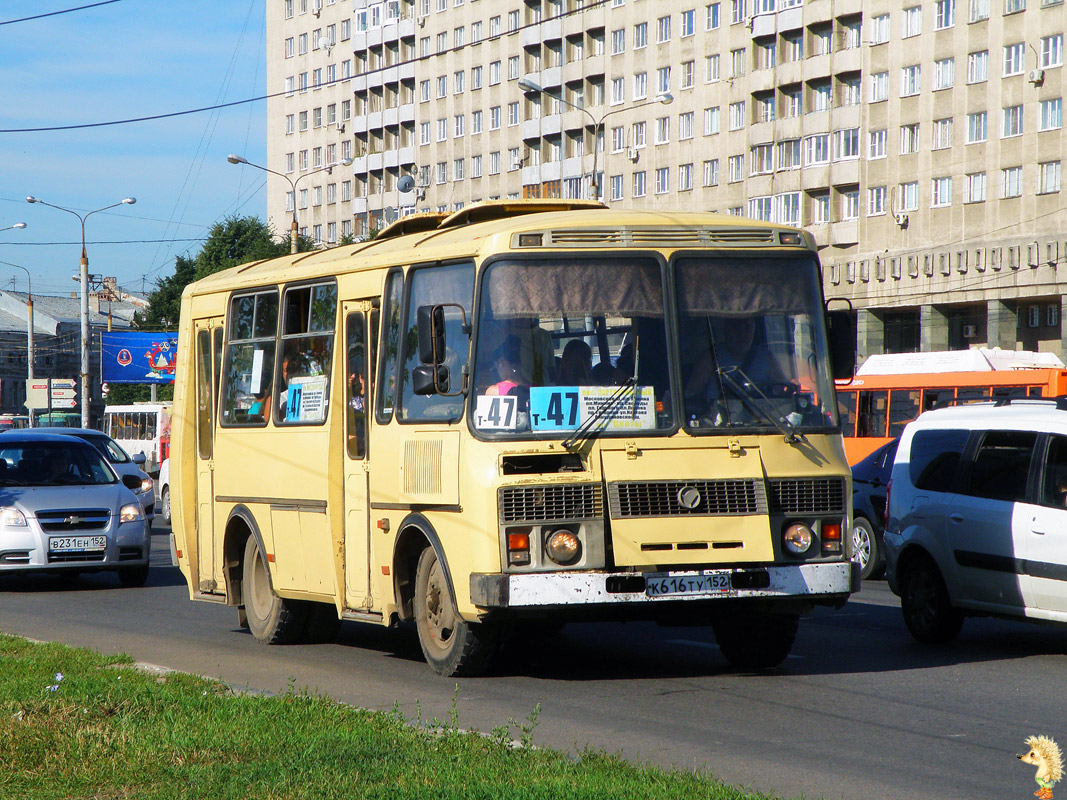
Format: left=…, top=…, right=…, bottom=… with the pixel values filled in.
left=518, top=78, right=673, bottom=201
left=26, top=195, right=136, bottom=429
left=0, top=259, right=35, bottom=427
left=0, top=223, right=27, bottom=233
left=227, top=153, right=354, bottom=254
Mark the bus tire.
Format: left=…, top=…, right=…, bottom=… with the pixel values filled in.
left=160, top=487, right=171, bottom=525
left=414, top=546, right=498, bottom=677
left=301, top=602, right=342, bottom=644
left=117, top=565, right=150, bottom=588
left=241, top=536, right=307, bottom=644
left=899, top=554, right=963, bottom=644
left=712, top=610, right=798, bottom=670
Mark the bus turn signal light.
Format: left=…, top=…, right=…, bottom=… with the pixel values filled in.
left=822, top=522, right=842, bottom=555
left=507, top=530, right=531, bottom=566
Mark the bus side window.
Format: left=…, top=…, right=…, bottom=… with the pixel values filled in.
left=220, top=290, right=279, bottom=426
left=346, top=312, right=368, bottom=459
left=958, top=386, right=991, bottom=402
left=837, top=390, right=857, bottom=437
left=922, top=388, right=953, bottom=411
left=376, top=270, right=404, bottom=424
left=856, top=390, right=888, bottom=438
left=888, top=389, right=920, bottom=438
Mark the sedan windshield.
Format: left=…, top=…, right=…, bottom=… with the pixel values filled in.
left=80, top=434, right=132, bottom=464
left=473, top=257, right=673, bottom=438
left=674, top=255, right=838, bottom=434
left=0, top=442, right=117, bottom=486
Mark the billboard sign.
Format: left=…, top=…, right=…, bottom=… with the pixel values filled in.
left=101, top=332, right=178, bottom=384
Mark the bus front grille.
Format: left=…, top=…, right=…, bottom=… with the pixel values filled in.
left=498, top=484, right=603, bottom=523
left=768, top=478, right=847, bottom=515
left=607, top=480, right=767, bottom=518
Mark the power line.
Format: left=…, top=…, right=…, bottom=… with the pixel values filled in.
left=0, top=0, right=122, bottom=26
left=4, top=238, right=206, bottom=246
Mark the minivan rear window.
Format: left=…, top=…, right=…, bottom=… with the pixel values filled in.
left=909, top=429, right=969, bottom=492
left=965, top=430, right=1036, bottom=502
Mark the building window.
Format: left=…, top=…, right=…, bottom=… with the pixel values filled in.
left=969, top=0, right=990, bottom=19
left=900, top=64, right=921, bottom=96
left=932, top=176, right=953, bottom=206
left=634, top=21, right=648, bottom=48
left=655, top=167, right=670, bottom=193
left=633, top=170, right=647, bottom=197
left=611, top=28, right=625, bottom=54
left=656, top=15, right=671, bottom=42
left=869, top=129, right=887, bottom=158
left=902, top=6, right=922, bottom=37
left=966, top=172, right=987, bottom=202
left=900, top=123, right=920, bottom=154
left=1040, top=99, right=1063, bottom=131
left=812, top=80, right=832, bottom=112
left=870, top=72, right=889, bottom=102
left=703, top=158, right=719, bottom=186
left=935, top=0, right=955, bottom=28
left=1002, top=166, right=1023, bottom=197
left=751, top=143, right=773, bottom=174
left=868, top=186, right=887, bottom=215
left=967, top=111, right=987, bottom=142
left=705, top=54, right=720, bottom=82
left=1002, top=105, right=1024, bottom=137
left=777, top=139, right=801, bottom=169
left=834, top=128, right=860, bottom=160
left=1039, top=161, right=1062, bottom=193
left=933, top=118, right=953, bottom=149
left=803, top=133, right=830, bottom=165
left=707, top=2, right=721, bottom=29
left=840, top=188, right=860, bottom=220
left=1041, top=34, right=1064, bottom=68
left=899, top=181, right=919, bottom=210
left=933, top=58, right=955, bottom=89
left=1003, top=42, right=1025, bottom=75
left=728, top=101, right=746, bottom=130
left=728, top=154, right=745, bottom=181
left=704, top=106, right=720, bottom=134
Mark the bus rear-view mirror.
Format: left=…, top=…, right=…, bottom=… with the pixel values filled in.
left=417, top=305, right=446, bottom=365
left=412, top=364, right=450, bottom=395
left=827, top=309, right=856, bottom=380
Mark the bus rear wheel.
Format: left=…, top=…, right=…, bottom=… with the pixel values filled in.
left=414, top=547, right=498, bottom=677
left=241, top=536, right=307, bottom=644
left=712, top=610, right=798, bottom=670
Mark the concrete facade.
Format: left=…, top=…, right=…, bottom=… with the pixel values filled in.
left=266, top=0, right=1066, bottom=357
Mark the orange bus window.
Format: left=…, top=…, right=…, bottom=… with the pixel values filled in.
left=958, top=386, right=991, bottom=402
left=837, top=391, right=857, bottom=437
left=888, top=390, right=921, bottom=437
left=857, top=390, right=888, bottom=438
left=922, top=388, right=954, bottom=411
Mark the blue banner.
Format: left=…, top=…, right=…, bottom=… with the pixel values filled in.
left=101, top=332, right=178, bottom=384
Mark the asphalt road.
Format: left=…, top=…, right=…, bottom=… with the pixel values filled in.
left=1, top=522, right=1063, bottom=800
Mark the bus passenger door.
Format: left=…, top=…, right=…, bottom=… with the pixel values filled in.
left=194, top=320, right=223, bottom=593
left=342, top=303, right=376, bottom=610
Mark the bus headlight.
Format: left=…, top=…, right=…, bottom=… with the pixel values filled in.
left=544, top=529, right=581, bottom=565
left=119, top=504, right=144, bottom=524
left=783, top=523, right=814, bottom=556
left=0, top=507, right=27, bottom=527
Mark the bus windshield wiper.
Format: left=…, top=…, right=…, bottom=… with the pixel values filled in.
left=716, top=366, right=800, bottom=443
left=563, top=337, right=640, bottom=451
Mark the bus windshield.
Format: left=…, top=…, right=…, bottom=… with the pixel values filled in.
left=472, top=254, right=837, bottom=438
left=675, top=255, right=838, bottom=434
left=473, top=256, right=673, bottom=437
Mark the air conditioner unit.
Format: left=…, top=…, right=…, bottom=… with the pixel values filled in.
left=415, top=189, right=426, bottom=201
left=894, top=212, right=909, bottom=227
left=337, top=123, right=345, bottom=133
left=627, top=147, right=640, bottom=163
left=511, top=155, right=524, bottom=170
left=962, top=324, right=977, bottom=338
left=1028, top=69, right=1045, bottom=85
left=417, top=16, right=426, bottom=27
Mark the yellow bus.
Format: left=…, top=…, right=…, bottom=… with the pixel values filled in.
left=171, top=201, right=858, bottom=676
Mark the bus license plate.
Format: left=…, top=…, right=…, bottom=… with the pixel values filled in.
left=645, top=572, right=732, bottom=597
left=49, top=536, right=107, bottom=553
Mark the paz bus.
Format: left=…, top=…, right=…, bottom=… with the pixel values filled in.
left=102, top=403, right=172, bottom=475
left=837, top=349, right=1067, bottom=464
left=171, top=201, right=857, bottom=676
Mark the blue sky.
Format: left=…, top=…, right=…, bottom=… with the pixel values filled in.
left=0, top=0, right=269, bottom=299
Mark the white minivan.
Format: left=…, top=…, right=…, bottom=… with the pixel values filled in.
left=885, top=399, right=1067, bottom=642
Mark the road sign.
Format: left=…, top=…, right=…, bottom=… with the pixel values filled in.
left=25, top=381, right=49, bottom=410
left=49, top=398, right=78, bottom=409
left=50, top=388, right=77, bottom=400
left=50, top=379, right=77, bottom=389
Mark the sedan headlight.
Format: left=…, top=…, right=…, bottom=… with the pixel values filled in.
left=119, top=503, right=144, bottom=523
left=139, top=477, right=154, bottom=494
left=0, top=507, right=27, bottom=527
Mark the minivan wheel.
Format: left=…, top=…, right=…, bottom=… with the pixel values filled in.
left=900, top=556, right=963, bottom=643
left=851, top=517, right=884, bottom=580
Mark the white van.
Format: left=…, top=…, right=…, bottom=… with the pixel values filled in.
left=102, top=403, right=171, bottom=475
left=886, top=399, right=1067, bottom=642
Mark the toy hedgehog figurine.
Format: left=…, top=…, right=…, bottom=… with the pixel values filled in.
left=1018, top=735, right=1064, bottom=799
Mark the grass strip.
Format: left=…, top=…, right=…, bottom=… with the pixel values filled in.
left=0, top=634, right=777, bottom=800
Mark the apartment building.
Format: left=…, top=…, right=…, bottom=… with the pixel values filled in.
left=266, top=0, right=1066, bottom=360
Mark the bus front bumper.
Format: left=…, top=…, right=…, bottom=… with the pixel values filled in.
left=470, top=561, right=857, bottom=609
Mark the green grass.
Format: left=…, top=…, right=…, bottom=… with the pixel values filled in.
left=0, top=634, right=776, bottom=800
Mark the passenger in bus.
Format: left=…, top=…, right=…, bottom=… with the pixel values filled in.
left=485, top=335, right=529, bottom=396
left=247, top=389, right=270, bottom=422
left=558, top=339, right=593, bottom=386
left=683, top=317, right=779, bottom=420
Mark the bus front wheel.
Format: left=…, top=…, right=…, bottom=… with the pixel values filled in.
left=241, top=536, right=307, bottom=644
left=413, top=547, right=498, bottom=677
left=712, top=610, right=798, bottom=670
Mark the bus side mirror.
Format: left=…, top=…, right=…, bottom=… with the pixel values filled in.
left=827, top=309, right=856, bottom=380
left=417, top=305, right=445, bottom=365
left=412, top=365, right=450, bottom=395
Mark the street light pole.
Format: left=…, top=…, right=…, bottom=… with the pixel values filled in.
left=518, top=79, right=673, bottom=201
left=227, top=154, right=353, bottom=254
left=26, top=196, right=136, bottom=429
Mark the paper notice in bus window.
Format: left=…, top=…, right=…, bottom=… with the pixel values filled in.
left=286, top=375, right=328, bottom=423
left=474, top=395, right=520, bottom=430
left=250, top=348, right=264, bottom=395
left=529, top=386, right=656, bottom=432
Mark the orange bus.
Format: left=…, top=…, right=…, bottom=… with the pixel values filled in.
left=837, top=351, right=1067, bottom=463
